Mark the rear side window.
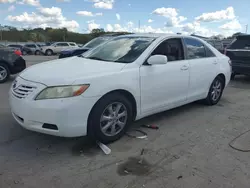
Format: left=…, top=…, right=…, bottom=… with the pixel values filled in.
left=228, top=38, right=250, bottom=49
left=25, top=44, right=36, bottom=48
left=184, top=38, right=206, bottom=59
left=56, top=43, right=69, bottom=47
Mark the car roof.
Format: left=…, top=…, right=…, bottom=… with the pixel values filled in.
left=115, top=33, right=204, bottom=41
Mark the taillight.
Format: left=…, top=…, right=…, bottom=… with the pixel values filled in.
left=14, top=50, right=22, bottom=56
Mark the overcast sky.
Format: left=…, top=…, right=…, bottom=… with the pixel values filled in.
left=0, top=0, right=249, bottom=37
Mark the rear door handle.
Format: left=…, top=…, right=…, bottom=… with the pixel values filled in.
left=213, top=61, right=218, bottom=65
left=181, top=65, right=189, bottom=70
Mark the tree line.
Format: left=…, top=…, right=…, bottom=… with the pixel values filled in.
left=0, top=26, right=129, bottom=44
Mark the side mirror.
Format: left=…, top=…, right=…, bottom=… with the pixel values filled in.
left=147, top=55, right=168, bottom=65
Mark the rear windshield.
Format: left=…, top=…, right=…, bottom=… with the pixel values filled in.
left=228, top=38, right=250, bottom=49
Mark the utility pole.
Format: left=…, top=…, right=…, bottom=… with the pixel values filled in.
left=246, top=24, right=248, bottom=34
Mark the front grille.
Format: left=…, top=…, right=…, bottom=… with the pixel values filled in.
left=12, top=84, right=37, bottom=99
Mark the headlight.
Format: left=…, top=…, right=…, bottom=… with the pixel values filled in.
left=35, top=85, right=89, bottom=100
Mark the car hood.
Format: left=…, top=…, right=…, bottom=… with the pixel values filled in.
left=19, top=56, right=126, bottom=86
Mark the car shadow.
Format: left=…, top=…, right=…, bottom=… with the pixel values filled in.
left=230, top=75, right=250, bottom=89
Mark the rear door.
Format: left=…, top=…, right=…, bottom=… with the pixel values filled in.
left=183, top=37, right=218, bottom=101
left=226, top=36, right=250, bottom=74
left=55, top=43, right=70, bottom=53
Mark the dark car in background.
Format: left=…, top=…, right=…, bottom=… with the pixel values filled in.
left=206, top=39, right=224, bottom=53
left=59, top=34, right=125, bottom=59
left=225, top=35, right=250, bottom=79
left=7, top=44, right=32, bottom=55
left=24, top=44, right=43, bottom=55
left=0, top=47, right=26, bottom=83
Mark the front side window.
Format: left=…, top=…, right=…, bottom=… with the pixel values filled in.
left=83, top=36, right=155, bottom=63
left=151, top=38, right=184, bottom=61
left=56, top=43, right=69, bottom=47
left=184, top=38, right=206, bottom=59
left=69, top=43, right=76, bottom=46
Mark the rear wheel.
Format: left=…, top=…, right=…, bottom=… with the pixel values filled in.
left=35, top=50, right=40, bottom=55
left=0, top=63, right=10, bottom=84
left=88, top=93, right=133, bottom=144
left=204, top=76, right=224, bottom=105
left=45, top=49, right=53, bottom=56
left=22, top=51, right=27, bottom=55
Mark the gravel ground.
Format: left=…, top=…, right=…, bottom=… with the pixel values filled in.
left=1, top=56, right=250, bottom=188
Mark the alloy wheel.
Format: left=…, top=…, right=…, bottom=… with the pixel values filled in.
left=0, top=66, right=7, bottom=81
left=100, top=102, right=128, bottom=137
left=211, top=80, right=222, bottom=102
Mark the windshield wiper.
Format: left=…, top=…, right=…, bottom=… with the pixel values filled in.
left=87, top=57, right=109, bottom=61
left=78, top=54, right=85, bottom=58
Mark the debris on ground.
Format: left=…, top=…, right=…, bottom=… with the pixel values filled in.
left=229, top=129, right=250, bottom=152
left=177, top=175, right=183, bottom=180
left=96, top=141, right=111, bottom=155
left=141, top=124, right=159, bottom=130
left=126, top=129, right=147, bottom=139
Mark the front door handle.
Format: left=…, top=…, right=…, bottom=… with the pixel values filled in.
left=213, top=61, right=218, bottom=65
left=181, top=65, right=189, bottom=70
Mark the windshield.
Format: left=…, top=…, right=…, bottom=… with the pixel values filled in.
left=84, top=36, right=155, bottom=63
left=83, top=37, right=111, bottom=48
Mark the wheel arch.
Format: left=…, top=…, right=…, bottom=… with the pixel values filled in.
left=0, top=60, right=11, bottom=73
left=87, top=89, right=138, bottom=134
left=217, top=73, right=226, bottom=89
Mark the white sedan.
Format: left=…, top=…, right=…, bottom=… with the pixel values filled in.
left=9, top=34, right=231, bottom=143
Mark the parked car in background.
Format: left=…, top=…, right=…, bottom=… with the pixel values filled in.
left=225, top=35, right=250, bottom=79
left=7, top=44, right=32, bottom=55
left=24, top=44, right=43, bottom=55
left=0, top=47, right=26, bottom=83
left=59, top=34, right=125, bottom=59
left=206, top=40, right=224, bottom=53
left=9, top=34, right=231, bottom=143
left=41, top=42, right=79, bottom=56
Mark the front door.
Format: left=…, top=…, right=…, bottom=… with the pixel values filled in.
left=140, top=38, right=190, bottom=115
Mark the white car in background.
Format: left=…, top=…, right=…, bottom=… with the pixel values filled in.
left=9, top=34, right=231, bottom=144
left=41, top=42, right=79, bottom=56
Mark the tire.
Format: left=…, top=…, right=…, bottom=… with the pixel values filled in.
left=35, top=50, right=40, bottom=55
left=88, top=93, right=133, bottom=144
left=204, top=76, right=224, bottom=105
left=0, top=63, right=10, bottom=84
left=22, top=51, right=27, bottom=55
left=231, top=73, right=236, bottom=80
left=45, top=49, right=53, bottom=56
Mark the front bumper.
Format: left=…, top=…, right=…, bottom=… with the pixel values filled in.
left=9, top=77, right=99, bottom=137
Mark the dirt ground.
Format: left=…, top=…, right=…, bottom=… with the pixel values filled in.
left=1, top=57, right=250, bottom=188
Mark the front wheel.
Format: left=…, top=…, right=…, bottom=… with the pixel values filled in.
left=204, top=76, right=224, bottom=105
left=88, top=93, right=133, bottom=144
